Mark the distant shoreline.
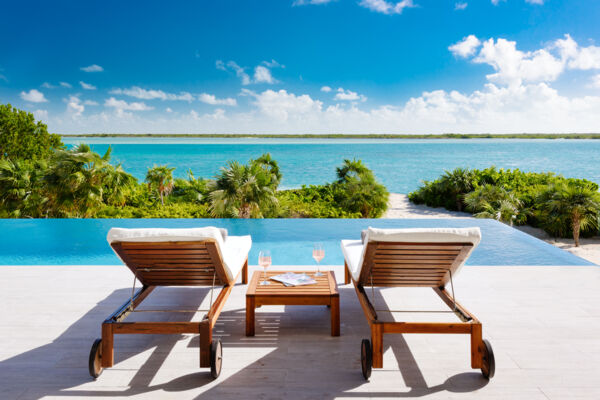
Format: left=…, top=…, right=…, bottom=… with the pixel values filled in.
left=59, top=133, right=600, bottom=139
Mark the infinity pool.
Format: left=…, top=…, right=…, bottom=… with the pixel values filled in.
left=0, top=218, right=593, bottom=266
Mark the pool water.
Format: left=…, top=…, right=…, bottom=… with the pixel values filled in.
left=0, top=218, right=593, bottom=266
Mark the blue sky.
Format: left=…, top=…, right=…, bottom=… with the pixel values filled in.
left=1, top=0, right=600, bottom=134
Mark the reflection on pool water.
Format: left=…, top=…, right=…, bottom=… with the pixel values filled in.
left=0, top=218, right=593, bottom=266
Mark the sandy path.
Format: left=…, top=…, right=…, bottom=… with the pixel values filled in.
left=383, top=193, right=600, bottom=265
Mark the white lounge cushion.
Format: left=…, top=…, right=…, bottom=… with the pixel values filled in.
left=107, top=227, right=251, bottom=282
left=341, top=227, right=481, bottom=282
left=221, top=235, right=252, bottom=281
left=341, top=239, right=363, bottom=282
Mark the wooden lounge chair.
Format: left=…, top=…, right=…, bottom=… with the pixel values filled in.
left=341, top=227, right=495, bottom=380
left=88, top=227, right=251, bottom=379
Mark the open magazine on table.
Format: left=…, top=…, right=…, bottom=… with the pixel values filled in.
left=270, top=272, right=318, bottom=287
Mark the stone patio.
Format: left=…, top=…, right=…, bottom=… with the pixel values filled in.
left=0, top=264, right=599, bottom=399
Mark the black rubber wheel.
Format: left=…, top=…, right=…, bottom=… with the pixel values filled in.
left=88, top=338, right=103, bottom=379
left=361, top=339, right=372, bottom=380
left=210, top=339, right=223, bottom=379
left=480, top=339, right=495, bottom=379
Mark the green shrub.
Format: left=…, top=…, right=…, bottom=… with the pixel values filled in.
left=410, top=166, right=600, bottom=240
left=0, top=104, right=63, bottom=160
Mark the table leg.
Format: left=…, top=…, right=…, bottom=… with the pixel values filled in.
left=246, top=296, right=255, bottom=336
left=331, top=295, right=340, bottom=336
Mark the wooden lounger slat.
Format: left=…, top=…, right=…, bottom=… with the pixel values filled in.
left=374, top=255, right=457, bottom=261
left=123, top=249, right=210, bottom=255
left=130, top=263, right=216, bottom=268
left=376, top=249, right=460, bottom=255
left=377, top=245, right=464, bottom=250
left=374, top=259, right=453, bottom=265
left=127, top=254, right=214, bottom=260
left=120, top=243, right=213, bottom=249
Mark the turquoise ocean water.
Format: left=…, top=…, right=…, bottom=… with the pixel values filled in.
left=63, top=137, right=600, bottom=193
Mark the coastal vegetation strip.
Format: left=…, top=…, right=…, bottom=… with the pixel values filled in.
left=62, top=133, right=600, bottom=139
left=409, top=167, right=600, bottom=246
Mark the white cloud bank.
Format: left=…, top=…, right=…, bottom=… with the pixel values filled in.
left=39, top=35, right=600, bottom=135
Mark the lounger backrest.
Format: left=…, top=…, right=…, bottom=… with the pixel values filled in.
left=359, top=241, right=473, bottom=287
left=358, top=227, right=481, bottom=288
left=111, top=240, right=231, bottom=287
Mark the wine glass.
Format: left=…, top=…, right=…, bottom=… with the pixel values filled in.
left=258, top=250, right=272, bottom=285
left=313, top=243, right=324, bottom=277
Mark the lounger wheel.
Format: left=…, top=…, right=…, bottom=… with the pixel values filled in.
left=88, top=338, right=103, bottom=379
left=210, top=339, right=223, bottom=379
left=480, top=339, right=495, bottom=379
left=361, top=339, right=373, bottom=380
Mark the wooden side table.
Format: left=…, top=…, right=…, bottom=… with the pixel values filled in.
left=246, top=270, right=340, bottom=337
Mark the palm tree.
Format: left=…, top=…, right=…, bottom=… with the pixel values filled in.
left=537, top=183, right=600, bottom=246
left=442, top=168, right=475, bottom=211
left=145, top=165, right=175, bottom=205
left=336, top=159, right=370, bottom=183
left=0, top=158, right=47, bottom=217
left=252, top=153, right=282, bottom=190
left=335, top=159, right=389, bottom=218
left=464, top=184, right=528, bottom=226
left=103, top=164, right=137, bottom=207
left=209, top=160, right=278, bottom=218
left=44, top=144, right=113, bottom=217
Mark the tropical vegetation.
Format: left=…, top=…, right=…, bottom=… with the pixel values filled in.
left=409, top=167, right=600, bottom=245
left=0, top=105, right=389, bottom=219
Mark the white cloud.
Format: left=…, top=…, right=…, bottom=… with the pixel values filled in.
left=454, top=2, right=468, bottom=10
left=110, top=86, right=194, bottom=101
left=449, top=35, right=481, bottom=58
left=218, top=60, right=278, bottom=84
left=215, top=60, right=226, bottom=71
left=83, top=100, right=99, bottom=106
left=198, top=93, right=237, bottom=106
left=334, top=87, right=367, bottom=102
left=105, top=97, right=153, bottom=112
left=567, top=46, right=600, bottom=70
left=262, top=59, right=284, bottom=68
left=166, top=107, right=173, bottom=113
left=248, top=89, right=323, bottom=122
left=321, top=86, right=332, bottom=92
left=66, top=96, right=84, bottom=117
left=359, top=0, right=415, bottom=15
left=226, top=61, right=251, bottom=85
left=475, top=37, right=566, bottom=85
left=81, top=64, right=104, bottom=72
left=455, top=34, right=600, bottom=87
left=254, top=65, right=278, bottom=84
left=20, top=89, right=48, bottom=103
left=80, top=81, right=96, bottom=90
left=41, top=82, right=56, bottom=89
left=292, top=0, right=334, bottom=6
left=33, top=109, right=48, bottom=120
left=60, top=82, right=72, bottom=88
